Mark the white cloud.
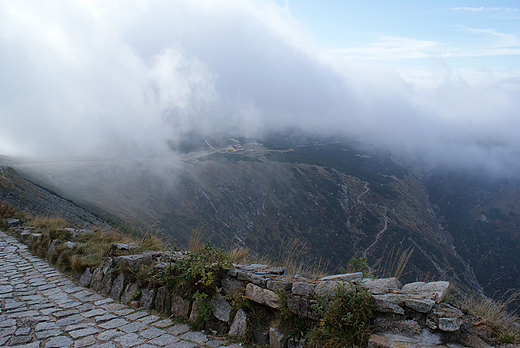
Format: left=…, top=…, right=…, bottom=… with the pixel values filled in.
left=0, top=0, right=520, bottom=175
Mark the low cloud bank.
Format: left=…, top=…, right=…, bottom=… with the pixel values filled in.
left=1, top=0, right=519, bottom=175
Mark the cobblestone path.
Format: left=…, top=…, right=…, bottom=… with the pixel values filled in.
left=0, top=231, right=241, bottom=348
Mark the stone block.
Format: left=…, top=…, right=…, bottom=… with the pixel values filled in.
left=79, top=267, right=92, bottom=287
left=400, top=281, right=449, bottom=301
left=314, top=280, right=354, bottom=298
left=291, top=282, right=315, bottom=298
left=171, top=295, right=189, bottom=317
left=110, top=274, right=125, bottom=300
left=246, top=283, right=279, bottom=309
left=266, top=279, right=293, bottom=292
left=269, top=327, right=286, bottom=348
left=318, top=272, right=363, bottom=282
left=154, top=286, right=171, bottom=314
left=372, top=293, right=405, bottom=315
left=228, top=308, right=247, bottom=337
left=367, top=334, right=389, bottom=348
left=211, top=294, right=232, bottom=322
left=222, top=278, right=247, bottom=295
left=140, top=288, right=155, bottom=309
left=358, top=277, right=402, bottom=295
left=404, top=298, right=435, bottom=313
left=121, top=283, right=139, bottom=304
left=286, top=296, right=318, bottom=320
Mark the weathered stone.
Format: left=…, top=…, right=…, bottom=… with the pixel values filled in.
left=228, top=308, right=247, bottom=337
left=367, top=334, right=389, bottom=348
left=372, top=293, right=406, bottom=314
left=170, top=294, right=189, bottom=317
left=236, top=270, right=267, bottom=286
left=314, top=280, right=354, bottom=298
left=246, top=283, right=279, bottom=309
left=318, top=272, right=363, bottom=282
left=400, top=281, right=449, bottom=301
left=121, top=283, right=139, bottom=304
left=189, top=301, right=201, bottom=322
left=221, top=278, right=247, bottom=295
left=64, top=241, right=76, bottom=249
left=90, top=268, right=104, bottom=292
left=286, top=296, right=319, bottom=320
left=211, top=294, right=232, bottom=322
left=140, top=288, right=155, bottom=309
left=79, top=267, right=92, bottom=286
left=439, top=317, right=463, bottom=332
left=358, top=277, right=402, bottom=295
left=404, top=298, right=436, bottom=313
left=291, top=282, right=315, bottom=298
left=154, top=286, right=171, bottom=313
left=269, top=327, right=286, bottom=348
left=110, top=274, right=125, bottom=300
left=266, top=279, right=293, bottom=292
left=7, top=218, right=20, bottom=226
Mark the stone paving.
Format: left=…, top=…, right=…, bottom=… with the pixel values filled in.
left=0, top=231, right=241, bottom=348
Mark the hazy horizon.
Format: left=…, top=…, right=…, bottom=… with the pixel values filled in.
left=1, top=1, right=519, bottom=176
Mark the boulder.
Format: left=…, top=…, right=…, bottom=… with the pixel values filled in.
left=246, top=283, right=279, bottom=309
left=404, top=298, right=436, bottom=313
left=154, top=286, right=171, bottom=313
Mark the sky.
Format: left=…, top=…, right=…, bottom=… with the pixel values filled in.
left=0, top=0, right=519, bottom=175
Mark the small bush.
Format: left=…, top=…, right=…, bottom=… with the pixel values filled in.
left=309, top=282, right=373, bottom=348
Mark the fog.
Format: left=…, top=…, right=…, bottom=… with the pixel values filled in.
left=1, top=0, right=519, bottom=175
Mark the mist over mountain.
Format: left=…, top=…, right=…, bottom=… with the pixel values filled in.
left=1, top=0, right=520, bottom=177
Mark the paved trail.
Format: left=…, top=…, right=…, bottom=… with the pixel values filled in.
left=0, top=231, right=240, bottom=348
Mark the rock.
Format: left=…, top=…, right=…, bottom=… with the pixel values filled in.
left=7, top=218, right=20, bottom=227
left=237, top=270, right=267, bottom=286
left=314, top=280, right=354, bottom=298
left=439, top=317, right=463, bottom=332
left=222, top=278, right=247, bottom=295
left=121, top=283, right=139, bottom=304
left=110, top=274, right=125, bottom=300
left=286, top=296, right=319, bottom=320
left=318, top=272, right=363, bottom=282
left=140, top=288, right=155, bottom=309
left=99, top=270, right=114, bottom=296
left=64, top=241, right=76, bottom=249
left=47, top=239, right=57, bottom=255
left=358, top=277, right=402, bottom=295
left=400, top=281, right=449, bottom=302
left=154, top=286, right=171, bottom=314
left=404, top=298, right=436, bottom=313
left=427, top=303, right=464, bottom=331
left=291, top=282, right=315, bottom=298
left=211, top=294, right=232, bottom=322
left=367, top=334, right=389, bottom=348
left=269, top=327, right=286, bottom=348
left=171, top=294, right=190, bottom=318
left=372, top=293, right=405, bottom=315
left=79, top=267, right=92, bottom=286
left=266, top=279, right=293, bottom=292
left=190, top=301, right=201, bottom=322
left=228, top=308, right=247, bottom=337
left=246, top=283, right=279, bottom=309
left=90, top=267, right=104, bottom=292
left=20, top=231, right=31, bottom=241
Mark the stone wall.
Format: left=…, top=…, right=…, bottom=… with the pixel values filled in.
left=16, top=229, right=499, bottom=348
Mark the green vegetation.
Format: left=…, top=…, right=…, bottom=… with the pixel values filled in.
left=309, top=282, right=373, bottom=348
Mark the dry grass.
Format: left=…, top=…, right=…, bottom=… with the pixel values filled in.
left=28, top=215, right=69, bottom=231
left=457, top=291, right=520, bottom=342
left=226, top=246, right=250, bottom=263
left=187, top=226, right=208, bottom=253
left=372, top=242, right=414, bottom=280
left=272, top=237, right=329, bottom=279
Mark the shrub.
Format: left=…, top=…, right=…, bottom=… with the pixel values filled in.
left=309, top=282, right=373, bottom=348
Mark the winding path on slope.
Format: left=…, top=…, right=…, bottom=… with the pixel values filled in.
left=356, top=182, right=389, bottom=259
